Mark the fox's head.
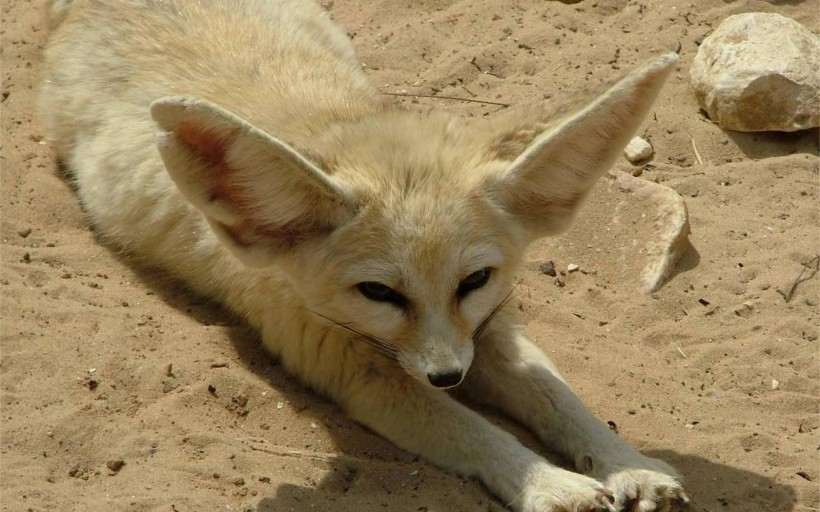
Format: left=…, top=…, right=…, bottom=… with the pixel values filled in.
left=150, top=54, right=677, bottom=389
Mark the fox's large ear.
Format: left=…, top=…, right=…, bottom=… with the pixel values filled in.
left=490, top=53, right=677, bottom=239
left=150, top=97, right=356, bottom=267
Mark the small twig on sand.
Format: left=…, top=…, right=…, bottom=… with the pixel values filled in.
left=784, top=255, right=820, bottom=303
left=242, top=438, right=338, bottom=462
left=382, top=92, right=510, bottom=107
left=470, top=57, right=504, bottom=79
left=689, top=132, right=704, bottom=166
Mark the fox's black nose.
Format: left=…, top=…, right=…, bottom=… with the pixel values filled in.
left=427, top=370, right=463, bottom=388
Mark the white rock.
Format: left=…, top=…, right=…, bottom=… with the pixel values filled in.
left=540, top=171, right=691, bottom=295
left=612, top=172, right=690, bottom=294
left=567, top=263, right=579, bottom=273
left=690, top=13, right=820, bottom=132
left=771, top=379, right=780, bottom=390
left=623, top=137, right=654, bottom=163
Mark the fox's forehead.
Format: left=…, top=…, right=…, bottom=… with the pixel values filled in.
left=319, top=111, right=496, bottom=191
left=341, top=241, right=504, bottom=287
left=330, top=189, right=516, bottom=285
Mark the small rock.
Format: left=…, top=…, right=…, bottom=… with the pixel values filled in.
left=68, top=466, right=85, bottom=478
left=771, top=379, right=780, bottom=390
left=538, top=261, right=557, bottom=277
left=106, top=460, right=125, bottom=473
left=734, top=301, right=754, bottom=317
left=690, top=13, right=820, bottom=132
left=17, top=227, right=32, bottom=238
left=623, top=137, right=654, bottom=163
left=567, top=263, right=579, bottom=273
left=85, top=378, right=99, bottom=391
left=233, top=393, right=248, bottom=408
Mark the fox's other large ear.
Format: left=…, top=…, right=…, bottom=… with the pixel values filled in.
left=150, top=97, right=356, bottom=267
left=491, top=53, right=678, bottom=239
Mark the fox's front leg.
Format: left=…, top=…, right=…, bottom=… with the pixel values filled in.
left=461, top=322, right=689, bottom=512
left=341, top=370, right=617, bottom=512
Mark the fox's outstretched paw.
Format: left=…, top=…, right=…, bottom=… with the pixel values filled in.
left=518, top=468, right=616, bottom=512
left=599, top=456, right=689, bottom=512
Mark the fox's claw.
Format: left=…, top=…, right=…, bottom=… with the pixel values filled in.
left=600, top=458, right=689, bottom=512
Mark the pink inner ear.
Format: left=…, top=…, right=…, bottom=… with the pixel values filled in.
left=177, top=122, right=228, bottom=165
left=219, top=219, right=303, bottom=251
left=175, top=122, right=250, bottom=210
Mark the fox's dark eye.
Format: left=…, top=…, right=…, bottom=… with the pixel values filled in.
left=457, top=267, right=492, bottom=299
left=356, top=282, right=406, bottom=307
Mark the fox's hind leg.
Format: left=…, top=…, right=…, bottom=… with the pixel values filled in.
left=461, top=322, right=690, bottom=512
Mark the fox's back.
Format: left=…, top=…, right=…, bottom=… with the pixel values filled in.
left=41, top=0, right=379, bottom=149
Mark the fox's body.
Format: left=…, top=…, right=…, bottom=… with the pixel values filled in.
left=41, top=1, right=689, bottom=510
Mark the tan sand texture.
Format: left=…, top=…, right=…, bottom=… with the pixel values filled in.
left=2, top=1, right=818, bottom=511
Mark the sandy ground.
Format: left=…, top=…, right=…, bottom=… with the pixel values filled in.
left=2, top=1, right=819, bottom=511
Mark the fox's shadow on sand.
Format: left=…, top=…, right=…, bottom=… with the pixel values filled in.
left=255, top=450, right=798, bottom=512
left=123, top=261, right=796, bottom=512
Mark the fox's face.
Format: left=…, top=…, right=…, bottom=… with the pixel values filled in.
left=268, top=116, right=526, bottom=388
left=288, top=174, right=524, bottom=388
left=149, top=55, right=676, bottom=388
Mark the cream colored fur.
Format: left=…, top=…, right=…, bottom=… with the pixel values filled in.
left=40, top=1, right=689, bottom=510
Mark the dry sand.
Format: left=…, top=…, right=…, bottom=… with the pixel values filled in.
left=2, top=1, right=818, bottom=511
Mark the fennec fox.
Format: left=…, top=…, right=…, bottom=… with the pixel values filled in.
left=41, top=1, right=688, bottom=510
